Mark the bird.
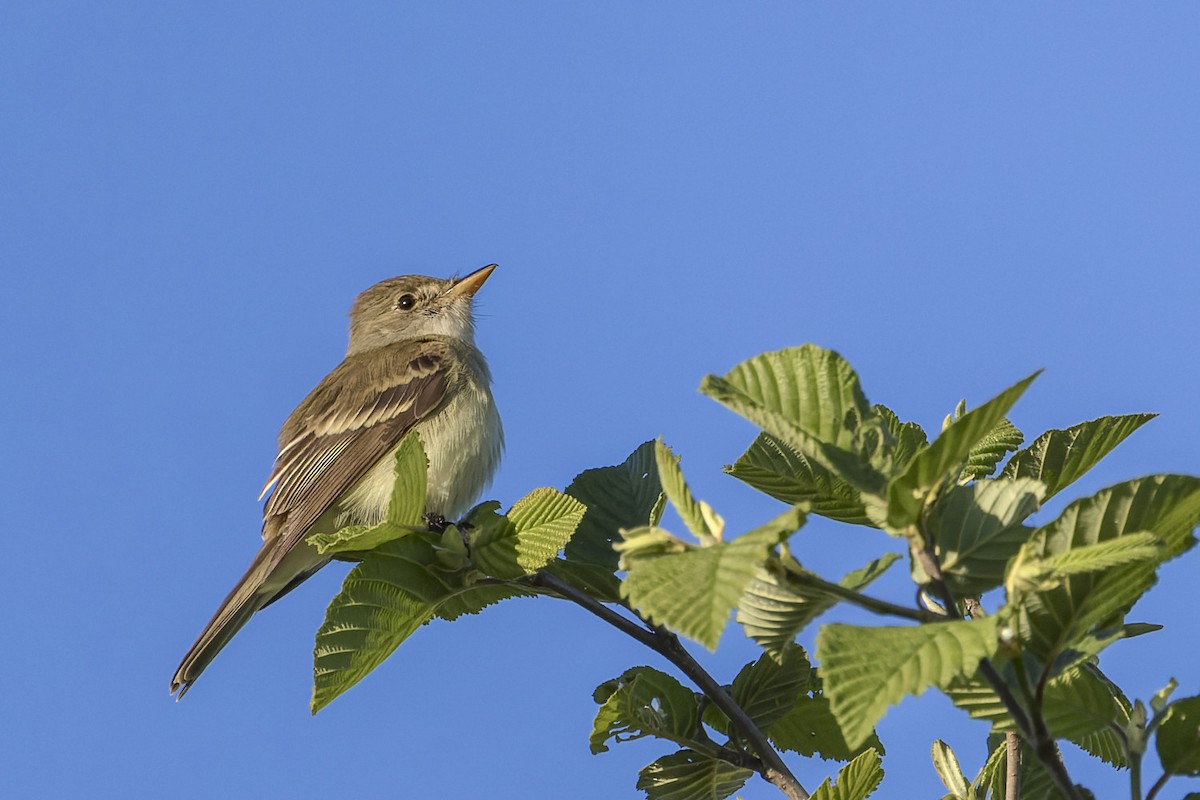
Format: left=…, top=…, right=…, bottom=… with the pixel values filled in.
left=171, top=264, right=503, bottom=698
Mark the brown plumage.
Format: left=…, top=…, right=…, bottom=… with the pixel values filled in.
left=171, top=266, right=502, bottom=697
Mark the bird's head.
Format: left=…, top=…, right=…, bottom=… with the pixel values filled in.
left=345, top=263, right=496, bottom=355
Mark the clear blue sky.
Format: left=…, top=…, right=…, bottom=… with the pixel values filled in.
left=3, top=4, right=1198, bottom=798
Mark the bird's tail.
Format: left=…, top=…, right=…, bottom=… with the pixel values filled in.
left=171, top=538, right=326, bottom=698
left=170, top=542, right=277, bottom=698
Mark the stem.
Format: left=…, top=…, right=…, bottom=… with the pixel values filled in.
left=785, top=570, right=940, bottom=623
left=1130, top=753, right=1142, bottom=800
left=907, top=525, right=1082, bottom=800
left=1144, top=770, right=1170, bottom=800
left=1004, top=733, right=1021, bottom=800
left=962, top=601, right=1021, bottom=800
left=527, top=571, right=810, bottom=800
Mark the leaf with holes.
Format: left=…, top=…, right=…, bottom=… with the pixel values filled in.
left=590, top=667, right=702, bottom=754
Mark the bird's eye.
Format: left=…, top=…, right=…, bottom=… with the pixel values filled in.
left=397, top=294, right=416, bottom=311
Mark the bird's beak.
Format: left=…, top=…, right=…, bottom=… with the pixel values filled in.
left=449, top=264, right=497, bottom=298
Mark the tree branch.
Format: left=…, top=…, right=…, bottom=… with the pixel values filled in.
left=961, top=599, right=1021, bottom=800
left=1004, top=733, right=1021, bottom=800
left=527, top=570, right=810, bottom=800
left=907, top=524, right=1082, bottom=800
left=783, top=569, right=940, bottom=623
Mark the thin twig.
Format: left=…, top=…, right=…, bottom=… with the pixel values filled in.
left=785, top=570, right=941, bottom=623
left=527, top=570, right=810, bottom=800
left=962, top=600, right=1022, bottom=800
left=1144, top=770, right=1171, bottom=800
left=1004, top=733, right=1021, bottom=800
left=907, top=525, right=1082, bottom=800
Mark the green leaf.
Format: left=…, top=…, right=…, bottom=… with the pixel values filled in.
left=1046, top=622, right=1161, bottom=678
left=817, top=617, right=999, bottom=748
left=1013, top=475, right=1200, bottom=666
left=590, top=667, right=701, bottom=754
left=309, top=433, right=429, bottom=554
left=931, top=739, right=970, bottom=800
left=709, top=345, right=873, bottom=450
left=942, top=672, right=1009, bottom=729
left=1151, top=678, right=1178, bottom=716
left=1043, top=663, right=1131, bottom=766
left=386, top=430, right=428, bottom=524
left=887, top=372, right=1040, bottom=529
left=1157, top=696, right=1200, bottom=776
left=809, top=748, right=885, bottom=800
left=767, top=685, right=884, bottom=761
left=656, top=439, right=720, bottom=543
left=728, top=645, right=812, bottom=729
left=1009, top=532, right=1164, bottom=595
left=309, top=521, right=419, bottom=556
left=565, top=440, right=665, bottom=569
left=978, top=733, right=1069, bottom=800
left=467, top=488, right=586, bottom=579
left=703, top=648, right=813, bottom=737
left=874, top=404, right=929, bottom=475
left=635, top=750, right=753, bottom=800
left=946, top=661, right=1130, bottom=767
left=621, top=507, right=804, bottom=649
left=313, top=532, right=458, bottom=713
left=701, top=346, right=887, bottom=496
left=737, top=553, right=900, bottom=658
left=543, top=557, right=623, bottom=602
left=464, top=501, right=521, bottom=579
left=508, top=487, right=588, bottom=571
left=1000, top=414, right=1156, bottom=500
left=433, top=582, right=528, bottom=620
left=970, top=738, right=1007, bottom=800
left=962, top=418, right=1024, bottom=481
left=925, top=478, right=1045, bottom=597
left=726, top=433, right=873, bottom=526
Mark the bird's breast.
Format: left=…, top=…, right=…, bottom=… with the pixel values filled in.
left=340, top=377, right=503, bottom=525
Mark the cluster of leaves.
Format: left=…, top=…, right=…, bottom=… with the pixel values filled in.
left=307, top=345, right=1200, bottom=800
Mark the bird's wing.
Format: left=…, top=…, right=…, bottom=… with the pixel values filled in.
left=260, top=340, right=450, bottom=548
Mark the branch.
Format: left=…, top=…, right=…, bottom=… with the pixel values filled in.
left=783, top=569, right=940, bottom=623
left=961, top=599, right=1021, bottom=800
left=907, top=525, right=1082, bottom=800
left=1144, top=771, right=1171, bottom=800
left=1004, top=733, right=1021, bottom=800
left=526, top=570, right=810, bottom=800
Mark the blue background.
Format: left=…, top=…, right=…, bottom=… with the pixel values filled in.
left=3, top=4, right=1198, bottom=798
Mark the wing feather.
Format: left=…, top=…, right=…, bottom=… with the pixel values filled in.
left=259, top=339, right=451, bottom=549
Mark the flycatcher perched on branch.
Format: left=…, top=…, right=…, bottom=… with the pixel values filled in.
left=171, top=264, right=503, bottom=697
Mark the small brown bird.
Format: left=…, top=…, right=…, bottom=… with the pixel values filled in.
left=171, top=265, right=503, bottom=697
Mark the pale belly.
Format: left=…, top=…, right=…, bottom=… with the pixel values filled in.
left=339, top=380, right=503, bottom=524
